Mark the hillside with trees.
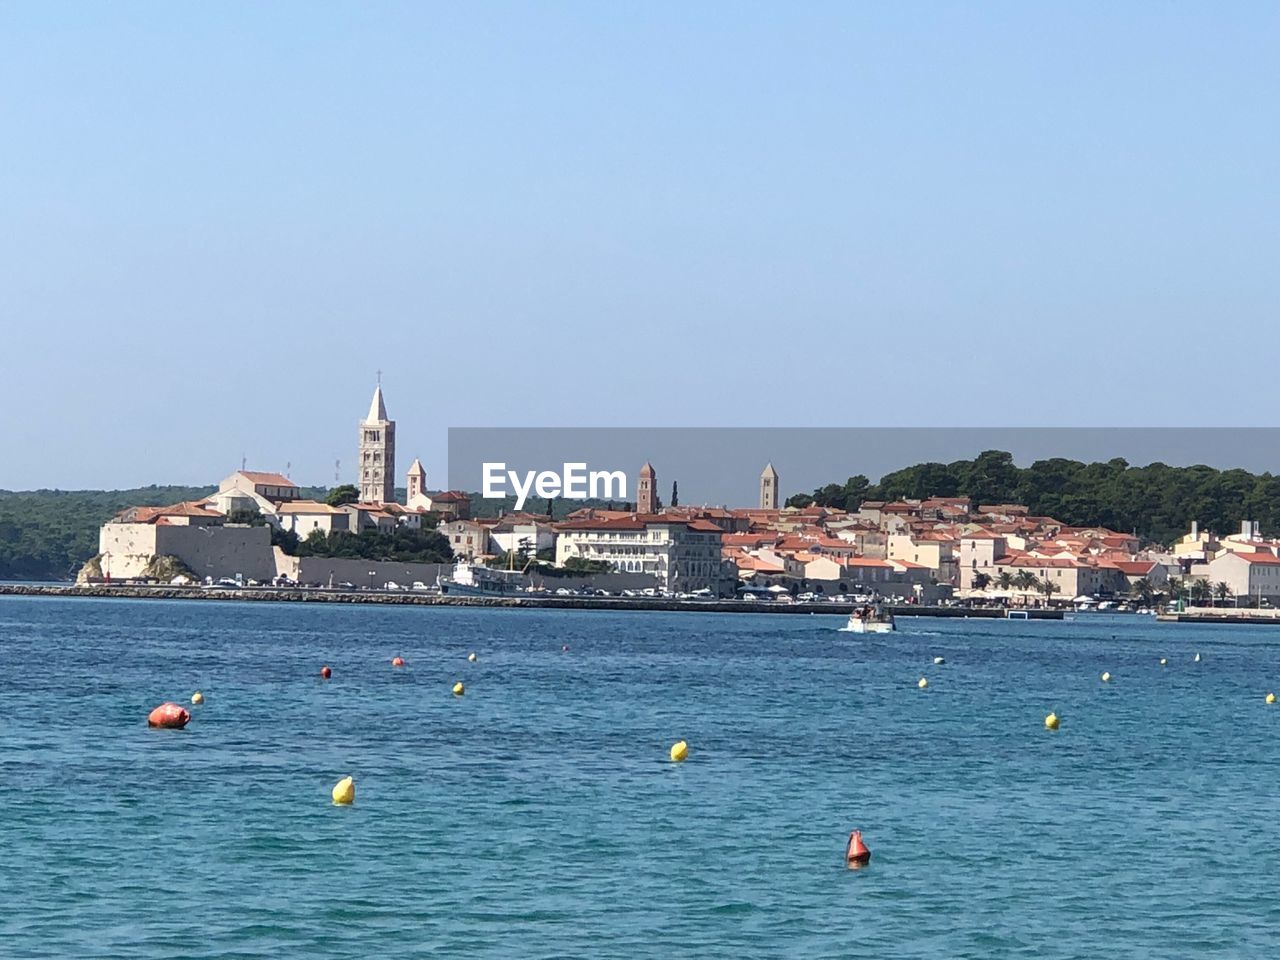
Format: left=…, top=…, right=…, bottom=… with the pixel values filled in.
left=0, top=484, right=324, bottom=581
left=0, top=486, right=217, bottom=580
left=785, top=450, right=1280, bottom=545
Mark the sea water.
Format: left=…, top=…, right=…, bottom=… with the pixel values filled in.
left=2, top=597, right=1279, bottom=958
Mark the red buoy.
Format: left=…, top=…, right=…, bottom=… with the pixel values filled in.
left=147, top=702, right=190, bottom=729
left=391, top=656, right=406, bottom=668
left=846, top=830, right=871, bottom=868
left=320, top=665, right=332, bottom=679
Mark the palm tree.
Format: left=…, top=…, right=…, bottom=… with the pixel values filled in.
left=1038, top=577, right=1060, bottom=606
left=1013, top=570, right=1038, bottom=593
left=972, top=572, right=992, bottom=592
left=1189, top=579, right=1212, bottom=605
left=1130, top=578, right=1156, bottom=605
left=996, top=570, right=1014, bottom=591
left=1214, top=581, right=1233, bottom=606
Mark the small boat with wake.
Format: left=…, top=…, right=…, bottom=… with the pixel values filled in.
left=843, top=605, right=895, bottom=634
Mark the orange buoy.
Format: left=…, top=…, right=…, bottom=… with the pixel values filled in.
left=391, top=656, right=406, bottom=668
left=845, top=830, right=871, bottom=868
left=320, top=665, right=332, bottom=679
left=147, top=702, right=190, bottom=729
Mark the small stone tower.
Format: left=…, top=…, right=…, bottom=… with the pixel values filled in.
left=358, top=384, right=396, bottom=504
left=637, top=462, right=657, bottom=514
left=760, top=462, right=779, bottom=510
left=406, top=458, right=426, bottom=504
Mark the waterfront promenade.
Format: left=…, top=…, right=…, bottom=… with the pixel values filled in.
left=0, top=583, right=1065, bottom=618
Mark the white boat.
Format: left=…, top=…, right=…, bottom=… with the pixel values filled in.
left=844, top=608, right=895, bottom=633
left=437, top=562, right=526, bottom=597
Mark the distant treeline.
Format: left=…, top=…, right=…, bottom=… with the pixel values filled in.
left=0, top=486, right=217, bottom=580
left=786, top=450, right=1280, bottom=545
left=0, top=484, right=326, bottom=581
left=0, top=484, right=608, bottom=580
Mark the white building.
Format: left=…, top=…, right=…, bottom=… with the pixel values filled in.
left=555, top=514, right=732, bottom=594
left=275, top=501, right=350, bottom=539
left=209, top=470, right=301, bottom=517
left=490, top=516, right=555, bottom=558
left=1205, top=550, right=1280, bottom=602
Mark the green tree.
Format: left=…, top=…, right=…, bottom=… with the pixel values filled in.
left=563, top=556, right=610, bottom=574
left=1013, top=570, right=1038, bottom=593
left=1130, top=578, right=1156, bottom=604
left=671, top=481, right=679, bottom=507
left=326, top=484, right=360, bottom=507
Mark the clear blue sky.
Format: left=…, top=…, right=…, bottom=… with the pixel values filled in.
left=2, top=2, right=1276, bottom=491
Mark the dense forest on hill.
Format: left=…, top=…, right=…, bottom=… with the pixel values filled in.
left=0, top=486, right=217, bottom=580
left=0, top=484, right=605, bottom=580
left=0, top=484, right=325, bottom=580
left=785, top=450, right=1280, bottom=545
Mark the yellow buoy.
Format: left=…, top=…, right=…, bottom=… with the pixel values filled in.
left=1101, top=672, right=1111, bottom=683
left=933, top=656, right=945, bottom=665
left=191, top=691, right=204, bottom=705
left=331, top=776, right=355, bottom=805
left=1267, top=693, right=1276, bottom=705
left=452, top=681, right=465, bottom=696
left=918, top=677, right=929, bottom=689
left=468, top=653, right=477, bottom=663
left=670, top=740, right=688, bottom=762
left=1159, top=658, right=1167, bottom=666
left=1044, top=712, right=1060, bottom=730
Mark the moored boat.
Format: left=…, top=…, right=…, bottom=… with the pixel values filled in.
left=437, top=562, right=526, bottom=597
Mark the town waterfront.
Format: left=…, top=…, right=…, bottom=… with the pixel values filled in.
left=3, top=597, right=1279, bottom=958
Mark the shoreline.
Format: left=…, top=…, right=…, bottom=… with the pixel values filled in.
left=0, top=583, right=1067, bottom=618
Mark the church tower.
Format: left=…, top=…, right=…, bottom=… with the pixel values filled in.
left=406, top=458, right=426, bottom=504
left=637, top=462, right=657, bottom=514
left=760, top=463, right=779, bottom=510
left=358, top=383, right=396, bottom=504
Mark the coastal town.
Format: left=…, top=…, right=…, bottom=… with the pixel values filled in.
left=79, top=385, right=1280, bottom=610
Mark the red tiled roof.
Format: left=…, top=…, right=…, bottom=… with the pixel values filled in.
left=239, top=471, right=297, bottom=487
left=430, top=490, right=470, bottom=503
left=1112, top=561, right=1157, bottom=576
left=556, top=513, right=723, bottom=533
left=1230, top=552, right=1280, bottom=565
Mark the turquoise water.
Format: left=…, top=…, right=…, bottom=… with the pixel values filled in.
left=3, top=598, right=1280, bottom=958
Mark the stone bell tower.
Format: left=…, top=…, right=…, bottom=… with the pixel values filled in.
left=358, top=382, right=395, bottom=504
left=406, top=458, right=426, bottom=504
left=637, top=461, right=657, bottom=514
left=760, top=462, right=779, bottom=510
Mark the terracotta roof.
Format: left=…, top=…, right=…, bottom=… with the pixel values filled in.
left=430, top=490, right=470, bottom=503
left=276, top=500, right=345, bottom=515
left=238, top=471, right=297, bottom=487
left=556, top=514, right=723, bottom=534
left=1228, top=552, right=1280, bottom=565
left=1112, top=561, right=1157, bottom=576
